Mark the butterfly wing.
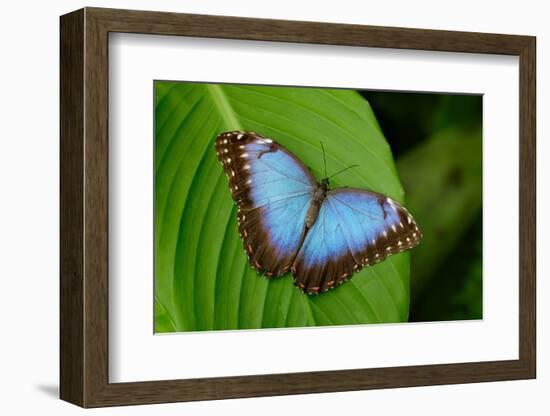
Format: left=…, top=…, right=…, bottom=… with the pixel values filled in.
left=216, top=131, right=316, bottom=277
left=292, top=188, right=421, bottom=294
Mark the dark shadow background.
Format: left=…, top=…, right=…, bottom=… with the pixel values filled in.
left=360, top=91, right=483, bottom=321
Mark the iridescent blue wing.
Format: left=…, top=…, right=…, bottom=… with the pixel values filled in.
left=216, top=131, right=316, bottom=277
left=292, top=188, right=421, bottom=294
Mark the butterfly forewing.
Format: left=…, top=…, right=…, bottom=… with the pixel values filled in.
left=215, top=131, right=316, bottom=277
left=292, top=188, right=421, bottom=294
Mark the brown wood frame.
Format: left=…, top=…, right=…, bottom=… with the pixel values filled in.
left=60, top=7, right=536, bottom=408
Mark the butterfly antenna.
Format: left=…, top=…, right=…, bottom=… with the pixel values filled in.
left=320, top=142, right=328, bottom=179
left=329, top=165, right=360, bottom=179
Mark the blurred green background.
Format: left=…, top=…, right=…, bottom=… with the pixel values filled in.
left=360, top=91, right=483, bottom=321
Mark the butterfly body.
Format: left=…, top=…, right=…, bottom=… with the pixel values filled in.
left=305, top=179, right=328, bottom=228
left=215, top=131, right=421, bottom=295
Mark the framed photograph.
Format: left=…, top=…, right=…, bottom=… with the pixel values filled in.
left=60, top=7, right=536, bottom=408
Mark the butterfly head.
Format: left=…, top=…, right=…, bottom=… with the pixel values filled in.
left=319, top=141, right=359, bottom=187
left=320, top=177, right=330, bottom=191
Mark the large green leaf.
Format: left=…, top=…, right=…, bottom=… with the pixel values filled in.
left=155, top=82, right=410, bottom=332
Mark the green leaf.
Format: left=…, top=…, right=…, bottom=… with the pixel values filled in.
left=155, top=82, right=410, bottom=332
left=154, top=297, right=176, bottom=333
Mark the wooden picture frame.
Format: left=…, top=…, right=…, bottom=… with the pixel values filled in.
left=60, top=7, right=536, bottom=408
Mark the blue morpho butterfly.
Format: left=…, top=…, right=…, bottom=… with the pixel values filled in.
left=216, top=131, right=422, bottom=295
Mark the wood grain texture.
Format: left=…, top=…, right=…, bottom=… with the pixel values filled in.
left=89, top=7, right=532, bottom=54
left=83, top=8, right=110, bottom=406
left=518, top=38, right=536, bottom=376
left=59, top=8, right=84, bottom=406
left=59, top=7, right=537, bottom=408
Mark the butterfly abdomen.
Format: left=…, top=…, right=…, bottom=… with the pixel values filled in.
left=305, top=183, right=328, bottom=228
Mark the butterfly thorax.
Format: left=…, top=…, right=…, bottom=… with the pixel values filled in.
left=305, top=178, right=329, bottom=228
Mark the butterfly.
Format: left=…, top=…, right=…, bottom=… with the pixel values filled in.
left=215, top=131, right=421, bottom=295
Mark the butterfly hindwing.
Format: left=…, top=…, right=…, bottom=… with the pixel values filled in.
left=292, top=188, right=421, bottom=294
left=215, top=131, right=316, bottom=277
